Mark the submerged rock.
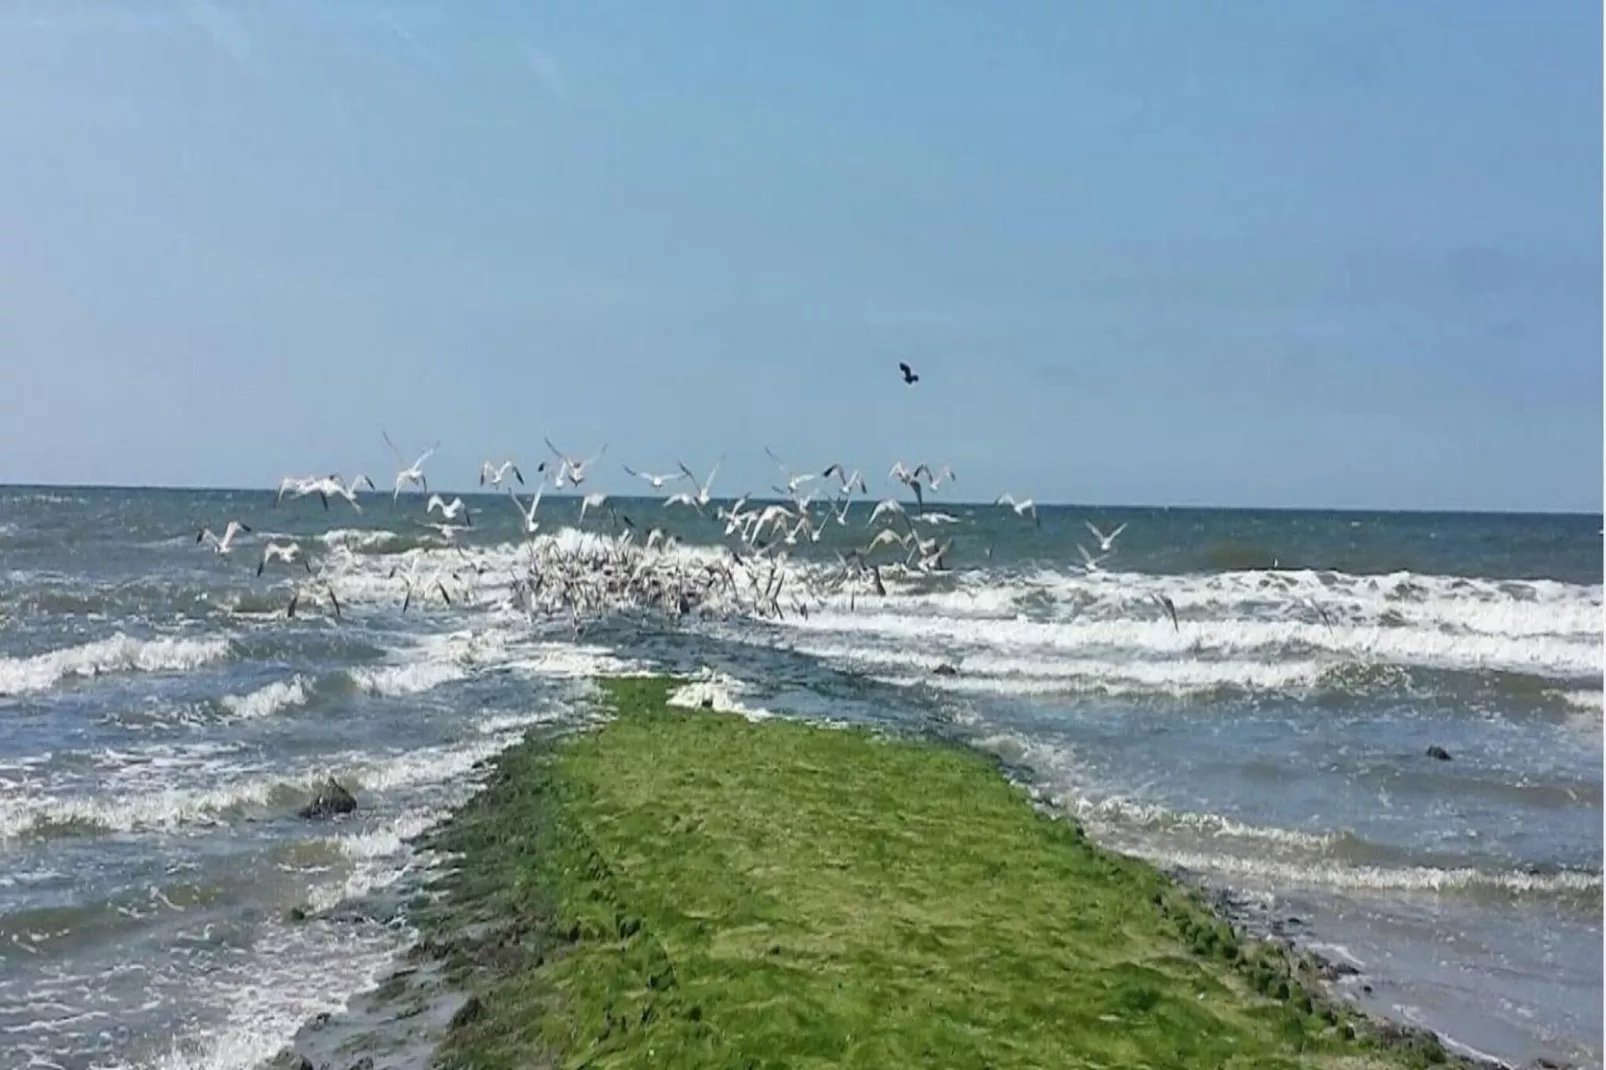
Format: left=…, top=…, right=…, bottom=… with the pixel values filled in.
left=1425, top=745, right=1453, bottom=762
left=299, top=777, right=358, bottom=820
left=932, top=663, right=960, bottom=677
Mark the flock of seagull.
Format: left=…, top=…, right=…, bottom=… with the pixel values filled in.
left=196, top=362, right=1162, bottom=631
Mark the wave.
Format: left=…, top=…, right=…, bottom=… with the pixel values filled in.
left=345, top=662, right=467, bottom=697
left=1154, top=848, right=1602, bottom=903
left=218, top=676, right=313, bottom=721
left=0, top=735, right=520, bottom=843
left=0, top=633, right=233, bottom=697
left=779, top=606, right=1601, bottom=682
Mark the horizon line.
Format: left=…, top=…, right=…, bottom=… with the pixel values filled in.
left=0, top=480, right=1599, bottom=519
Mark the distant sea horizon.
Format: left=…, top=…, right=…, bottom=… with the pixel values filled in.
left=1, top=480, right=1600, bottom=518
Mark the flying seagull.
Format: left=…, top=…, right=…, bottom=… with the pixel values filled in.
left=899, top=361, right=919, bottom=385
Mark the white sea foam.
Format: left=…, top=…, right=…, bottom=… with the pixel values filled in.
left=345, top=661, right=467, bottom=697
left=779, top=606, right=1602, bottom=681
left=1067, top=795, right=1339, bottom=851
left=0, top=735, right=523, bottom=842
left=0, top=634, right=233, bottom=697
left=667, top=669, right=776, bottom=721
left=317, top=528, right=408, bottom=552
left=217, top=676, right=312, bottom=721
left=1147, top=849, right=1602, bottom=899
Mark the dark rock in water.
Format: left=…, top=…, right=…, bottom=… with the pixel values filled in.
left=933, top=663, right=959, bottom=676
left=298, top=777, right=357, bottom=820
left=700, top=697, right=713, bottom=709
left=265, top=1052, right=313, bottom=1070
left=1425, top=745, right=1452, bottom=761
left=449, top=994, right=486, bottom=1031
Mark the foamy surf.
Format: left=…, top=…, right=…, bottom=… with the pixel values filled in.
left=668, top=669, right=777, bottom=722
left=1151, top=849, right=1603, bottom=902
left=0, top=634, right=233, bottom=697
left=217, top=676, right=313, bottom=721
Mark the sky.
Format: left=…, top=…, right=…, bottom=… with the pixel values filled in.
left=0, top=0, right=1599, bottom=512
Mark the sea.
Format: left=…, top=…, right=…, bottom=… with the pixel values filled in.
left=0, top=485, right=1600, bottom=1069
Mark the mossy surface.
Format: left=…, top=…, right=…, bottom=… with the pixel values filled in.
left=413, top=676, right=1418, bottom=1070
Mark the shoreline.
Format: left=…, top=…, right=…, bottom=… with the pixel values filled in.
left=264, top=676, right=1560, bottom=1070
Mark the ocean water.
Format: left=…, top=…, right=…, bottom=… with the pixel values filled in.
left=0, top=485, right=1599, bottom=1069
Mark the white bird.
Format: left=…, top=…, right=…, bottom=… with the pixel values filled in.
left=197, top=521, right=251, bottom=554
left=1084, top=521, right=1127, bottom=553
left=676, top=460, right=721, bottom=507
left=384, top=432, right=438, bottom=503
left=257, top=541, right=311, bottom=576
left=578, top=491, right=609, bottom=525
left=995, top=493, right=1040, bottom=527
left=479, top=459, right=525, bottom=488
left=545, top=438, right=606, bottom=487
left=287, top=580, right=342, bottom=622
left=293, top=474, right=374, bottom=512
left=888, top=462, right=926, bottom=508
left=822, top=463, right=868, bottom=496
left=1151, top=592, right=1180, bottom=632
left=864, top=527, right=911, bottom=555
left=426, top=494, right=472, bottom=526
left=663, top=490, right=704, bottom=514
left=1076, top=543, right=1107, bottom=573
left=912, top=511, right=961, bottom=526
left=623, top=465, right=686, bottom=490
left=510, top=485, right=544, bottom=535
left=867, top=498, right=906, bottom=526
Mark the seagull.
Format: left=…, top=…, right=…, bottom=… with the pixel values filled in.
left=663, top=489, right=704, bottom=514
left=290, top=474, right=374, bottom=512
left=888, top=462, right=925, bottom=508
left=864, top=527, right=912, bottom=555
left=995, top=493, right=1040, bottom=527
left=1076, top=543, right=1107, bottom=573
left=257, top=541, right=311, bottom=577
left=623, top=465, right=686, bottom=490
left=384, top=432, right=438, bottom=503
left=1084, top=521, right=1127, bottom=553
left=426, top=494, right=472, bottom=526
left=912, top=511, right=961, bottom=526
left=822, top=463, right=869, bottom=496
left=287, top=579, right=341, bottom=622
left=1151, top=592, right=1180, bottom=632
left=913, top=463, right=957, bottom=491
left=867, top=498, right=906, bottom=526
left=389, top=555, right=455, bottom=613
left=545, top=438, right=606, bottom=487
left=510, top=485, right=544, bottom=535
left=676, top=460, right=721, bottom=508
left=1304, top=597, right=1337, bottom=635
left=197, top=521, right=251, bottom=554
left=578, top=491, right=609, bottom=525
left=898, top=361, right=919, bottom=385
left=479, top=459, right=524, bottom=488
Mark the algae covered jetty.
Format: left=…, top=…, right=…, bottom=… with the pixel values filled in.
left=271, top=677, right=1514, bottom=1069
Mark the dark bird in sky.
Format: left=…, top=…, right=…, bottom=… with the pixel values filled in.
left=898, top=361, right=919, bottom=385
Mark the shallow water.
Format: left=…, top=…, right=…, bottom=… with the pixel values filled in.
left=0, top=487, right=1599, bottom=1068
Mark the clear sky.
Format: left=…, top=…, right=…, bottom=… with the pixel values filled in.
left=0, top=1, right=1599, bottom=512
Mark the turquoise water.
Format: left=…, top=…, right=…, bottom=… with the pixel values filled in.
left=0, top=485, right=1599, bottom=1068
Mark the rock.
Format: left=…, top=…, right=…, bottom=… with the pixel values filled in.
left=265, top=1052, right=313, bottom=1070
left=1426, top=745, right=1452, bottom=761
left=449, top=994, right=486, bottom=1031
left=932, top=663, right=959, bottom=677
left=298, top=777, right=357, bottom=820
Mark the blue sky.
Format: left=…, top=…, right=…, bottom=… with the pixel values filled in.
left=0, top=1, right=1599, bottom=511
